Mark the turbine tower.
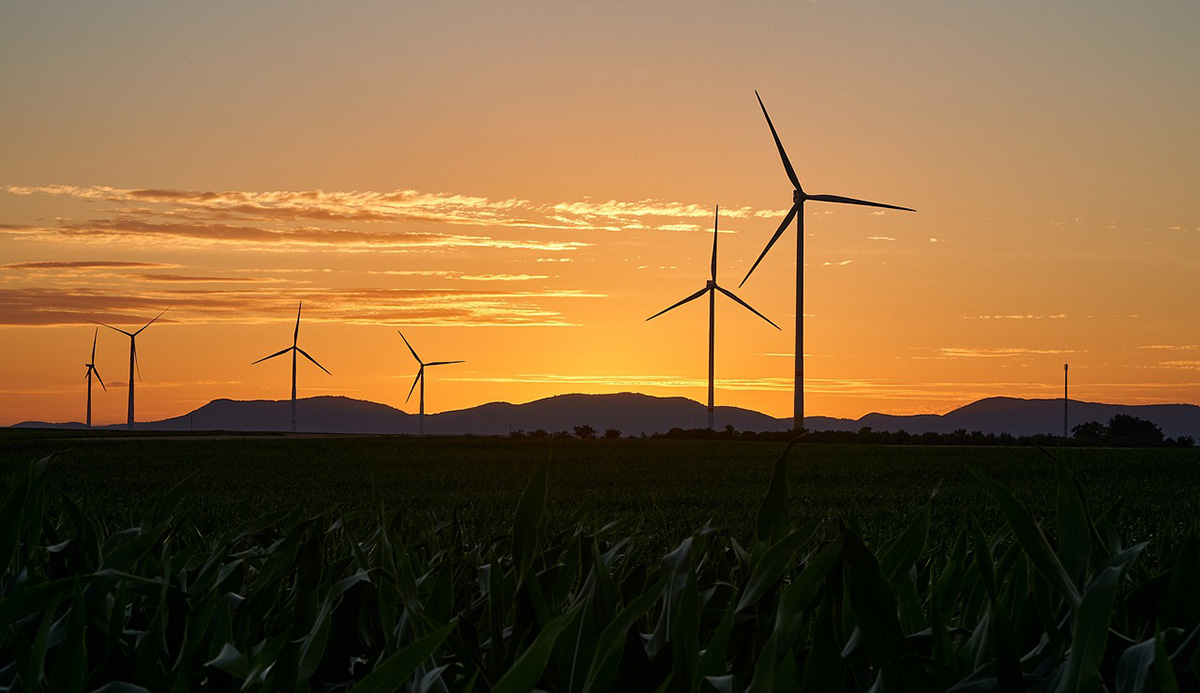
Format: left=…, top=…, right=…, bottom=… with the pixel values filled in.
left=741, top=91, right=915, bottom=430
left=648, top=206, right=780, bottom=430
left=84, top=328, right=106, bottom=428
left=252, top=302, right=330, bottom=433
left=94, top=309, right=168, bottom=430
left=399, top=331, right=463, bottom=435
left=1064, top=362, right=1069, bottom=439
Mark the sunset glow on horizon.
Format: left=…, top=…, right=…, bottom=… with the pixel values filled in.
left=2, top=1, right=1198, bottom=426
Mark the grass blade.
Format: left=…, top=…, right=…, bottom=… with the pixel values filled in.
left=971, top=467, right=1082, bottom=610
left=348, top=623, right=455, bottom=693
left=512, top=459, right=548, bottom=585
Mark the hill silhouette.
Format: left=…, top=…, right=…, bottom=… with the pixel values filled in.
left=11, top=394, right=1200, bottom=439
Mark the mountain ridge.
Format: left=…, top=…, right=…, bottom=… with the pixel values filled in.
left=11, top=393, right=1200, bottom=438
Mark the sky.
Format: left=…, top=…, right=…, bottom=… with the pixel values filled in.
left=2, top=0, right=1198, bottom=426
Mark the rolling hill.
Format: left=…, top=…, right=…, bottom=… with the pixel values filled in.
left=12, top=394, right=1200, bottom=439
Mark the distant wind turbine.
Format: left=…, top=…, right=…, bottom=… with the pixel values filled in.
left=399, top=331, right=463, bottom=435
left=93, top=309, right=168, bottom=430
left=648, top=206, right=780, bottom=430
left=84, top=328, right=106, bottom=428
left=252, top=302, right=330, bottom=433
left=741, top=91, right=914, bottom=430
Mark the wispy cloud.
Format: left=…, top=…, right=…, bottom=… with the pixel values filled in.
left=964, top=314, right=1067, bottom=320
left=459, top=274, right=549, bottom=282
left=0, top=286, right=606, bottom=327
left=6, top=185, right=538, bottom=228
left=367, top=271, right=549, bottom=282
left=936, top=347, right=1079, bottom=358
left=3, top=184, right=789, bottom=243
left=2, top=219, right=588, bottom=254
left=548, top=199, right=754, bottom=220
left=130, top=273, right=277, bottom=283
left=3, top=260, right=176, bottom=270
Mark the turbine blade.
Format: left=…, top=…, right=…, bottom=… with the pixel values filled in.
left=252, top=346, right=293, bottom=364
left=425, top=360, right=465, bottom=367
left=647, top=286, right=710, bottom=321
left=133, top=342, right=142, bottom=382
left=91, top=328, right=98, bottom=360
left=397, top=331, right=422, bottom=365
left=710, top=205, right=719, bottom=282
left=739, top=202, right=799, bottom=288
left=132, top=307, right=169, bottom=336
left=296, top=347, right=331, bottom=375
left=806, top=194, right=915, bottom=212
left=716, top=286, right=781, bottom=330
left=406, top=368, right=423, bottom=403
left=94, top=367, right=106, bottom=391
left=90, top=319, right=133, bottom=337
left=294, top=301, right=302, bottom=346
left=755, top=90, right=802, bottom=191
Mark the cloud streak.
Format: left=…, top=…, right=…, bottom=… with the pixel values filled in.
left=2, top=219, right=589, bottom=253
left=3, top=184, right=790, bottom=243
left=0, top=286, right=605, bottom=327
left=3, top=261, right=176, bottom=270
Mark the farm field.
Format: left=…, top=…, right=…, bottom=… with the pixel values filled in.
left=1, top=430, right=1197, bottom=553
left=4, top=429, right=1200, bottom=690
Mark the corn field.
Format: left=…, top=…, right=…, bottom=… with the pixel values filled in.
left=1, top=443, right=1198, bottom=691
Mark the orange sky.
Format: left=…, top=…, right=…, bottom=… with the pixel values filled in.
left=2, top=1, right=1199, bottom=426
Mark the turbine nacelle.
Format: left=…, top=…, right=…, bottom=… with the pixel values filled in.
left=647, top=206, right=780, bottom=329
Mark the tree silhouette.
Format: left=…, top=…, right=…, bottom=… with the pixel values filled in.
left=1107, top=414, right=1164, bottom=447
left=1073, top=415, right=1165, bottom=447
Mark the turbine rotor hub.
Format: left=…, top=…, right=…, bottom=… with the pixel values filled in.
left=793, top=189, right=804, bottom=203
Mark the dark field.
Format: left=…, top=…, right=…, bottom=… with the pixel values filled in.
left=2, top=430, right=1197, bottom=553
left=6, top=429, right=1200, bottom=690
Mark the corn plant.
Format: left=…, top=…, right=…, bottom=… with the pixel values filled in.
left=2, top=444, right=1198, bottom=691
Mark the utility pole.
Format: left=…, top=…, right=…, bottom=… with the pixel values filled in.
left=1063, top=363, right=1069, bottom=440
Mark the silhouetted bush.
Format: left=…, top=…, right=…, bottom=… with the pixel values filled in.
left=573, top=425, right=596, bottom=439
left=603, top=428, right=621, bottom=439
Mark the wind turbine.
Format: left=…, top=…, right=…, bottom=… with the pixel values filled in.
left=740, top=91, right=915, bottom=430
left=252, top=302, right=330, bottom=433
left=648, top=206, right=780, bottom=430
left=94, top=309, right=168, bottom=430
left=83, top=328, right=106, bottom=428
left=398, top=331, right=463, bottom=435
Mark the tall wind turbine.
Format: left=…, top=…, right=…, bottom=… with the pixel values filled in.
left=83, top=328, right=106, bottom=428
left=398, top=331, right=463, bottom=435
left=252, top=302, right=330, bottom=433
left=94, top=309, right=168, bottom=430
left=740, top=91, right=915, bottom=430
left=648, top=206, right=780, bottom=430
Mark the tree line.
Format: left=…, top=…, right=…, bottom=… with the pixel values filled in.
left=506, top=414, right=1195, bottom=447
